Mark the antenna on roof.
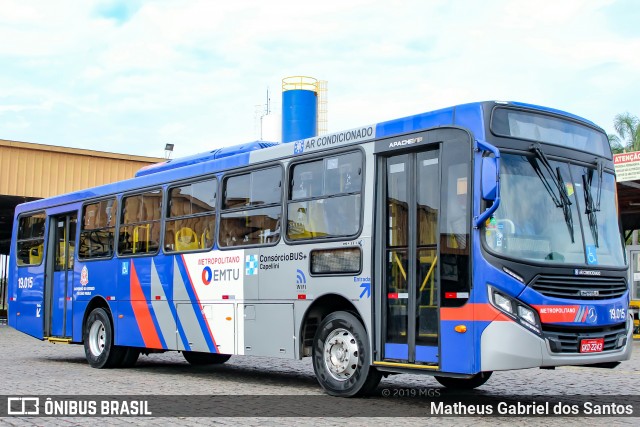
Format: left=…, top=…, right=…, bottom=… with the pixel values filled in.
left=164, top=143, right=174, bottom=159
left=266, top=88, right=271, bottom=115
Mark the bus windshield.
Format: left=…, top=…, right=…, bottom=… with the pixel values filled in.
left=491, top=107, right=611, bottom=158
left=484, top=153, right=625, bottom=267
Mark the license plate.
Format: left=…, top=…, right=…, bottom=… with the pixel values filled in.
left=580, top=338, right=604, bottom=353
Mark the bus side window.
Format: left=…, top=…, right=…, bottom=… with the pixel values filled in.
left=291, top=160, right=323, bottom=200
left=287, top=151, right=363, bottom=241
left=324, top=152, right=361, bottom=196
left=165, top=178, right=217, bottom=253
left=219, top=166, right=282, bottom=248
left=79, top=199, right=118, bottom=259
left=118, top=190, right=162, bottom=256
left=16, top=212, right=46, bottom=266
left=439, top=142, right=471, bottom=307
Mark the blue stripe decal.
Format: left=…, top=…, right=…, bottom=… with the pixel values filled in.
left=137, top=258, right=168, bottom=349
left=175, top=257, right=216, bottom=352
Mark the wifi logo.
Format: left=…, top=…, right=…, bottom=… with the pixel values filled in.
left=296, top=269, right=307, bottom=284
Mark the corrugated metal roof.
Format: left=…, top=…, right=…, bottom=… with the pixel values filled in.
left=0, top=139, right=164, bottom=198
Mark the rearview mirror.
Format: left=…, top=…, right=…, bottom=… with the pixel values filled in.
left=482, top=156, right=498, bottom=201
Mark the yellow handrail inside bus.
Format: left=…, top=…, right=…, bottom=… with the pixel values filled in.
left=133, top=224, right=150, bottom=254
left=420, top=256, right=437, bottom=292
left=393, top=252, right=407, bottom=280
left=420, top=256, right=438, bottom=306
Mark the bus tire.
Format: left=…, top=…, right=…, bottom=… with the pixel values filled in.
left=83, top=307, right=125, bottom=369
left=312, top=311, right=381, bottom=397
left=182, top=351, right=231, bottom=365
left=434, top=371, right=492, bottom=389
left=119, top=347, right=140, bottom=368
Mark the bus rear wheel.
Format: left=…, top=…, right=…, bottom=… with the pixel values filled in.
left=434, top=372, right=493, bottom=389
left=312, top=311, right=381, bottom=397
left=83, top=307, right=125, bottom=369
left=183, top=351, right=231, bottom=365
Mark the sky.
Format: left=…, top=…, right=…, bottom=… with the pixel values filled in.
left=1, top=0, right=639, bottom=159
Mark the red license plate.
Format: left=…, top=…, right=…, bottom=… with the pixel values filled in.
left=580, top=338, right=604, bottom=353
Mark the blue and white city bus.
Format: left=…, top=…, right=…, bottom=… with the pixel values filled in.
left=8, top=101, right=632, bottom=396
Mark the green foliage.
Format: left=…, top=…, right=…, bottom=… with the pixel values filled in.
left=608, top=133, right=624, bottom=154
left=609, top=112, right=640, bottom=153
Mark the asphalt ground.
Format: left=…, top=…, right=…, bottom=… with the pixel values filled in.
left=0, top=324, right=638, bottom=426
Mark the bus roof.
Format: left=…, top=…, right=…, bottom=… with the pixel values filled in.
left=135, top=141, right=279, bottom=177
left=15, top=100, right=602, bottom=214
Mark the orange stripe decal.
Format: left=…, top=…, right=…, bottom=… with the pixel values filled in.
left=130, top=261, right=163, bottom=349
left=440, top=303, right=512, bottom=322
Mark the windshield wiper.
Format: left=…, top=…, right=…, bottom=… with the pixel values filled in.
left=582, top=159, right=603, bottom=246
left=596, top=159, right=603, bottom=211
left=529, top=143, right=575, bottom=243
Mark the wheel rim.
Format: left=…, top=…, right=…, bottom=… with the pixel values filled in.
left=323, top=328, right=360, bottom=381
left=88, top=319, right=106, bottom=357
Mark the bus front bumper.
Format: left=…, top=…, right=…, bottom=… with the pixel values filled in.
left=480, top=315, right=633, bottom=372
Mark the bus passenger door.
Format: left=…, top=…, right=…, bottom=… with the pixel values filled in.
left=627, top=248, right=640, bottom=338
left=381, top=149, right=440, bottom=365
left=45, top=213, right=77, bottom=338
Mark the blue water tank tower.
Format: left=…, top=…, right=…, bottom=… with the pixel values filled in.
left=282, top=76, right=318, bottom=143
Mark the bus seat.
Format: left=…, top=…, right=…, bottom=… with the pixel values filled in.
left=289, top=205, right=313, bottom=239
left=308, top=202, right=329, bottom=238
left=200, top=228, right=214, bottom=249
left=176, top=227, right=199, bottom=251
left=29, top=244, right=44, bottom=265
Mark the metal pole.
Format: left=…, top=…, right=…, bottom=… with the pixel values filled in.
left=1, top=254, right=7, bottom=313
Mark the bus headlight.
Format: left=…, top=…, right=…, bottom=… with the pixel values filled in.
left=493, top=292, right=514, bottom=315
left=517, top=305, right=537, bottom=328
left=488, top=286, right=541, bottom=334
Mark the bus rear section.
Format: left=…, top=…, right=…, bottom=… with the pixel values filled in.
left=10, top=209, right=78, bottom=342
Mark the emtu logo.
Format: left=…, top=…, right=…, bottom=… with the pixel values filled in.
left=296, top=269, right=307, bottom=284
left=202, top=266, right=213, bottom=285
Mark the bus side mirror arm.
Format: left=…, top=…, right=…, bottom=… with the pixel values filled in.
left=474, top=139, right=501, bottom=228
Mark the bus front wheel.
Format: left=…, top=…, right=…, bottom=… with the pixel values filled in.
left=312, top=311, right=381, bottom=397
left=83, top=307, right=125, bottom=369
left=434, top=372, right=493, bottom=389
left=182, top=351, right=231, bottom=365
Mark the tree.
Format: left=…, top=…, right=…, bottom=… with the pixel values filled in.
left=609, top=112, right=640, bottom=153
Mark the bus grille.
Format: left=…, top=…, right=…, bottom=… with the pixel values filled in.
left=542, top=323, right=627, bottom=354
left=530, top=275, right=627, bottom=300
